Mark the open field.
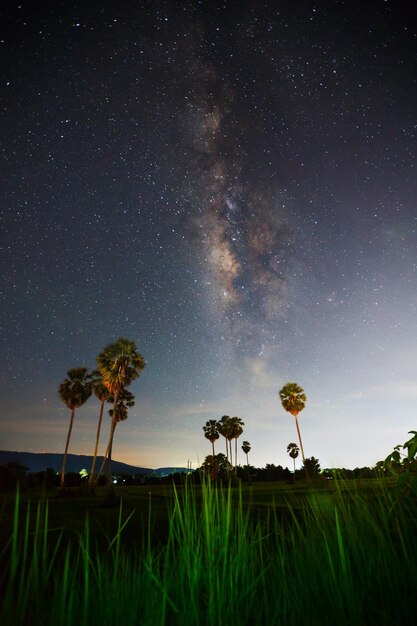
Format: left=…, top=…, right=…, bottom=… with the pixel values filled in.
left=1, top=478, right=416, bottom=625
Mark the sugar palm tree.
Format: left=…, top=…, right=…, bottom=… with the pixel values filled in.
left=97, top=338, right=145, bottom=500
left=230, top=416, right=245, bottom=470
left=93, top=388, right=135, bottom=487
left=287, top=442, right=299, bottom=474
left=241, top=441, right=251, bottom=466
left=217, top=415, right=233, bottom=463
left=279, top=383, right=306, bottom=463
left=87, top=370, right=112, bottom=493
left=203, top=420, right=219, bottom=456
left=58, top=367, right=92, bottom=490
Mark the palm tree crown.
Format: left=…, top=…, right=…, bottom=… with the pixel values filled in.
left=242, top=441, right=251, bottom=455
left=203, top=420, right=220, bottom=456
left=279, top=383, right=306, bottom=416
left=91, top=369, right=112, bottom=404
left=287, top=442, right=300, bottom=460
left=58, top=367, right=92, bottom=410
left=109, top=388, right=135, bottom=423
left=97, top=337, right=145, bottom=395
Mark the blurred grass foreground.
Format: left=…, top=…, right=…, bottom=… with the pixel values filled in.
left=1, top=478, right=417, bottom=625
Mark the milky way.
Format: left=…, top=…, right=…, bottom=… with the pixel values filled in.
left=175, top=35, right=306, bottom=361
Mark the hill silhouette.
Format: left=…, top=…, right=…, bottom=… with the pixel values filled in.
left=0, top=451, right=190, bottom=476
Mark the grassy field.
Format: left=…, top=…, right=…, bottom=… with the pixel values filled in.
left=1, top=478, right=416, bottom=625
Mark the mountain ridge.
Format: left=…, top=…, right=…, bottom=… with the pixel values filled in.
left=0, top=450, right=191, bottom=476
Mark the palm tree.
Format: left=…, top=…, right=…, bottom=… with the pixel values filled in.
left=241, top=441, right=251, bottom=466
left=230, top=416, right=245, bottom=470
left=287, top=442, right=299, bottom=475
left=217, top=415, right=233, bottom=463
left=279, top=382, right=306, bottom=463
left=203, top=420, right=219, bottom=456
left=58, top=367, right=92, bottom=490
left=97, top=338, right=145, bottom=500
left=88, top=370, right=112, bottom=492
left=93, top=388, right=135, bottom=487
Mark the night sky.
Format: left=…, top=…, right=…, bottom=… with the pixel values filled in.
left=1, top=0, right=416, bottom=470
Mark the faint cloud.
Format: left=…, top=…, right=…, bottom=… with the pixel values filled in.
left=344, top=380, right=417, bottom=401
left=244, top=356, right=279, bottom=390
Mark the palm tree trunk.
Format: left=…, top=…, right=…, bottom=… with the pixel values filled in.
left=60, top=408, right=75, bottom=490
left=88, top=400, right=105, bottom=492
left=93, top=439, right=111, bottom=488
left=294, top=414, right=306, bottom=463
left=235, top=437, right=238, bottom=473
left=246, top=452, right=249, bottom=466
left=212, top=440, right=215, bottom=456
left=106, top=418, right=118, bottom=501
left=105, top=390, right=119, bottom=502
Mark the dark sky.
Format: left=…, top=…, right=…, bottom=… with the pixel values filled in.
left=1, top=0, right=416, bottom=469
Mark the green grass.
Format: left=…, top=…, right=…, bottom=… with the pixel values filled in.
left=1, top=479, right=416, bottom=625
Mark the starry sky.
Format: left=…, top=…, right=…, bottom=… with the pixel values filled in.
left=1, top=0, right=416, bottom=471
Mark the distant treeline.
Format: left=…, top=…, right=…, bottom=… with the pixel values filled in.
left=0, top=460, right=387, bottom=492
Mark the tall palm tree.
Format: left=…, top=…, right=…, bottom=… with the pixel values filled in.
left=230, top=416, right=245, bottom=470
left=93, top=388, right=135, bottom=487
left=241, top=441, right=251, bottom=466
left=203, top=420, right=219, bottom=456
left=279, top=383, right=306, bottom=463
left=217, top=415, right=233, bottom=464
left=97, top=338, right=145, bottom=500
left=88, top=370, right=112, bottom=492
left=287, top=442, right=299, bottom=474
left=58, top=367, right=92, bottom=490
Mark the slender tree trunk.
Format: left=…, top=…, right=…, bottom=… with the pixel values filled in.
left=225, top=437, right=228, bottom=462
left=293, top=457, right=296, bottom=474
left=106, top=391, right=119, bottom=502
left=60, top=408, right=75, bottom=491
left=88, top=400, right=105, bottom=492
left=93, top=439, right=111, bottom=488
left=211, top=440, right=215, bottom=456
left=246, top=453, right=251, bottom=484
left=106, top=418, right=118, bottom=501
left=294, top=414, right=306, bottom=463
left=235, top=438, right=238, bottom=473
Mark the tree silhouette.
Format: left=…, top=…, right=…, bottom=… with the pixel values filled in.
left=241, top=441, right=251, bottom=466
left=230, top=416, right=245, bottom=470
left=58, top=367, right=92, bottom=491
left=302, top=456, right=321, bottom=479
left=97, top=338, right=145, bottom=501
left=287, top=442, right=299, bottom=475
left=279, top=382, right=306, bottom=463
left=203, top=420, right=220, bottom=456
left=217, top=415, right=233, bottom=463
left=200, top=453, right=232, bottom=482
left=88, top=370, right=112, bottom=493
